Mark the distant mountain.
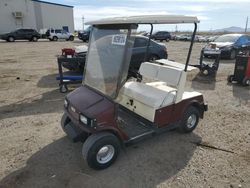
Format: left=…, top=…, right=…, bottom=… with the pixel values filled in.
left=212, top=26, right=249, bottom=33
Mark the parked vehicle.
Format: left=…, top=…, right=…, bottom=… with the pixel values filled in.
left=196, top=35, right=207, bottom=42
left=41, top=28, right=74, bottom=41
left=61, top=15, right=207, bottom=170
left=203, top=34, right=250, bottom=59
left=0, top=28, right=40, bottom=42
left=207, top=36, right=218, bottom=42
left=78, top=26, right=92, bottom=42
left=151, top=31, right=171, bottom=42
left=176, top=34, right=192, bottom=41
left=62, top=35, right=168, bottom=73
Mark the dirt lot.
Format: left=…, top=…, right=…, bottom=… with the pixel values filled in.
left=0, top=39, right=249, bottom=188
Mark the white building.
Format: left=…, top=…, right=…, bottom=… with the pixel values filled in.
left=0, top=0, right=74, bottom=34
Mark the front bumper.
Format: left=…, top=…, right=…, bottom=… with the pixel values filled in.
left=62, top=109, right=93, bottom=142
left=204, top=48, right=231, bottom=58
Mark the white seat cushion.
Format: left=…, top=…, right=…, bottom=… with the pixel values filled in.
left=121, top=81, right=176, bottom=108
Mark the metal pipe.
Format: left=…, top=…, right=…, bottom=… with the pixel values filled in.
left=185, top=23, right=197, bottom=71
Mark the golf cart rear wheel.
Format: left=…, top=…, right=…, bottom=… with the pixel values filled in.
left=82, top=132, right=120, bottom=170
left=227, top=75, right=234, bottom=83
left=242, top=77, right=250, bottom=86
left=179, top=106, right=200, bottom=133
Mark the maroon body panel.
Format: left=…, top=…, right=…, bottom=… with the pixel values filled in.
left=66, top=85, right=128, bottom=140
left=154, top=95, right=205, bottom=127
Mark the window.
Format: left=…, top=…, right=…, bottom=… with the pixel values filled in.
left=55, top=29, right=62, bottom=34
left=134, top=38, right=147, bottom=47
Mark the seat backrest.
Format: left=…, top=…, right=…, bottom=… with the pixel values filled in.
left=139, top=62, right=160, bottom=79
left=139, top=62, right=186, bottom=103
left=157, top=66, right=183, bottom=87
left=139, top=62, right=183, bottom=87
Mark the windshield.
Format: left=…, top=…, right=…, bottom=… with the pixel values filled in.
left=84, top=26, right=134, bottom=98
left=215, top=35, right=240, bottom=43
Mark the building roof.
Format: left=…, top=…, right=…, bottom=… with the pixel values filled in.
left=31, top=0, right=73, bottom=8
left=86, top=15, right=199, bottom=25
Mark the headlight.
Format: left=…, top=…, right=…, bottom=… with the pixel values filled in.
left=64, top=99, right=68, bottom=108
left=80, top=114, right=88, bottom=124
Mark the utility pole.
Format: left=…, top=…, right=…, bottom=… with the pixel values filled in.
left=245, top=16, right=248, bottom=33
left=82, top=16, right=85, bottom=31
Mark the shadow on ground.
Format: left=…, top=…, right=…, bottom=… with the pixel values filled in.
left=0, top=132, right=201, bottom=188
left=37, top=74, right=59, bottom=88
left=191, top=73, right=217, bottom=90
left=232, top=84, right=250, bottom=105
left=0, top=89, right=64, bottom=120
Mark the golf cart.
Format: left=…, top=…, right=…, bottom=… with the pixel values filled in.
left=61, top=15, right=208, bottom=170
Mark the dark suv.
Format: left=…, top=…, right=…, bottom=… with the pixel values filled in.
left=78, top=26, right=92, bottom=42
left=151, top=31, right=171, bottom=42
left=0, top=29, right=40, bottom=42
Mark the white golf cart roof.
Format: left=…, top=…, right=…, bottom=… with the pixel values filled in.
left=86, top=15, right=199, bottom=25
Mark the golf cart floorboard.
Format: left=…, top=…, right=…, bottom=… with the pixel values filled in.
left=117, top=108, right=154, bottom=140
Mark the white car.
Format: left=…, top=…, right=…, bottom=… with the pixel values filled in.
left=42, top=28, right=74, bottom=41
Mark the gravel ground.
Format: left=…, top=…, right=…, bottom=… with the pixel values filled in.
left=0, top=39, right=249, bottom=188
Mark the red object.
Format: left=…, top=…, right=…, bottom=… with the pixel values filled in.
left=246, top=57, right=250, bottom=77
left=62, top=48, right=75, bottom=56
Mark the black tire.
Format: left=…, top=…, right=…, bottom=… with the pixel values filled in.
left=227, top=75, right=234, bottom=83
left=61, top=113, right=71, bottom=132
left=166, top=38, right=170, bottom=42
left=242, top=77, right=250, bottom=86
left=49, top=38, right=53, bottom=41
left=61, top=113, right=88, bottom=142
left=149, top=54, right=159, bottom=62
left=229, top=49, right=236, bottom=60
left=82, top=132, right=120, bottom=170
left=178, top=106, right=200, bottom=133
left=53, top=36, right=58, bottom=41
left=31, top=36, right=38, bottom=42
left=69, top=36, right=74, bottom=41
left=8, top=36, right=15, bottom=42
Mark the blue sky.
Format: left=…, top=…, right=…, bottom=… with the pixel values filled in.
left=51, top=0, right=249, bottom=31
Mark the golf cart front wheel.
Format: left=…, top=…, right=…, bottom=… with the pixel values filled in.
left=82, top=132, right=120, bottom=170
left=179, top=106, right=200, bottom=133
left=242, top=77, right=250, bottom=86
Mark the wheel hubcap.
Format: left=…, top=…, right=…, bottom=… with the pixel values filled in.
left=96, top=145, right=115, bottom=164
left=187, top=114, right=197, bottom=129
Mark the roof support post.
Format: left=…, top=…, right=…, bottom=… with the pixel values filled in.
left=144, top=23, right=154, bottom=61
left=184, top=22, right=197, bottom=72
